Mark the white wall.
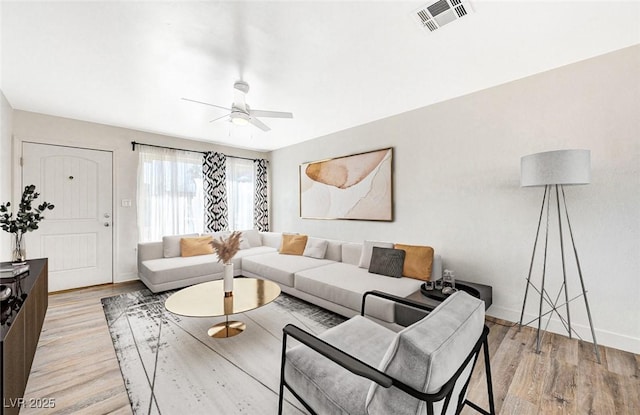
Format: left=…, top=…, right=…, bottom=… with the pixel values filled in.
left=270, top=45, right=640, bottom=353
left=0, top=90, right=13, bottom=261
left=11, top=112, right=268, bottom=282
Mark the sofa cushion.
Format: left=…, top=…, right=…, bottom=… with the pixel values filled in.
left=229, top=246, right=278, bottom=271
left=294, top=262, right=423, bottom=322
left=394, top=243, right=434, bottom=281
left=366, top=292, right=485, bottom=415
left=286, top=316, right=395, bottom=415
left=242, top=252, right=334, bottom=287
left=280, top=234, right=308, bottom=255
left=303, top=237, right=328, bottom=259
left=358, top=240, right=394, bottom=268
left=180, top=236, right=214, bottom=257
left=140, top=254, right=222, bottom=285
left=163, top=233, right=199, bottom=258
left=342, top=243, right=363, bottom=266
left=261, top=232, right=282, bottom=248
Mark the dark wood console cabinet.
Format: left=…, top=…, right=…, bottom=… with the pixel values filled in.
left=1, top=259, right=48, bottom=415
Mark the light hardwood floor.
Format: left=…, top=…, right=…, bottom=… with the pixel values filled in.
left=21, top=282, right=640, bottom=415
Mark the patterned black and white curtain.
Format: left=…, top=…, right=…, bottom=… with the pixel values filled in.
left=253, top=159, right=269, bottom=231
left=203, top=152, right=229, bottom=232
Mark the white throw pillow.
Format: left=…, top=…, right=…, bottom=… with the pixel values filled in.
left=358, top=240, right=394, bottom=268
left=204, top=231, right=231, bottom=241
left=240, top=229, right=262, bottom=247
left=303, top=237, right=329, bottom=259
left=163, top=233, right=199, bottom=258
left=239, top=237, right=251, bottom=250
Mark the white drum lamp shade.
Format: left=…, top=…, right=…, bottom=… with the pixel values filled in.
left=521, top=149, right=590, bottom=187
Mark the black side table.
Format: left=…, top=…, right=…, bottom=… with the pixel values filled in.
left=395, top=279, right=493, bottom=327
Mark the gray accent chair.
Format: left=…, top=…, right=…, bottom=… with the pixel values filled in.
left=278, top=290, right=495, bottom=415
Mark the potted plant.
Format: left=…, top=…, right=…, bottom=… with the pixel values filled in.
left=0, top=185, right=55, bottom=264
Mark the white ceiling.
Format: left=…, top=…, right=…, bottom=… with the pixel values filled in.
left=1, top=1, right=639, bottom=152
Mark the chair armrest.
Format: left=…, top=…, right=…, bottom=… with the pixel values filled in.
left=361, top=290, right=435, bottom=317
left=282, top=323, right=493, bottom=412
left=282, top=324, right=393, bottom=388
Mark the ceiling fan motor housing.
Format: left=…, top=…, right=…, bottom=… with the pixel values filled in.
left=234, top=80, right=250, bottom=93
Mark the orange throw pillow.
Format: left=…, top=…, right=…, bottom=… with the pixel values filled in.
left=181, top=236, right=214, bottom=257
left=394, top=244, right=434, bottom=280
left=280, top=234, right=308, bottom=255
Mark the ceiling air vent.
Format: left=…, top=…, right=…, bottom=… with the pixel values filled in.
left=413, top=0, right=474, bottom=33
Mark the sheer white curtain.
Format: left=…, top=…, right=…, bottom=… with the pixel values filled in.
left=137, top=146, right=204, bottom=242
left=226, top=158, right=255, bottom=231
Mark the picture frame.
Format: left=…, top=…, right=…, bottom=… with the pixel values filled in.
left=299, top=147, right=393, bottom=221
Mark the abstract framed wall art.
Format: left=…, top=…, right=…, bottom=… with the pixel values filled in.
left=299, top=148, right=393, bottom=221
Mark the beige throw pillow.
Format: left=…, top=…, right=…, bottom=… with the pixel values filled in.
left=394, top=243, right=434, bottom=280
left=280, top=234, right=308, bottom=255
left=163, top=233, right=199, bottom=258
left=180, top=236, right=214, bottom=257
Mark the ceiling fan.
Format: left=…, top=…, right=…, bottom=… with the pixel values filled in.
left=182, top=81, right=293, bottom=132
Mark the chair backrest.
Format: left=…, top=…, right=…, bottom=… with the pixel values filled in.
left=365, top=291, right=485, bottom=415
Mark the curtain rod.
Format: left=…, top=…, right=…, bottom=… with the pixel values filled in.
left=131, top=141, right=264, bottom=162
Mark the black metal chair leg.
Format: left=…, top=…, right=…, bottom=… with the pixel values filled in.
left=483, top=337, right=496, bottom=415
left=278, top=333, right=287, bottom=415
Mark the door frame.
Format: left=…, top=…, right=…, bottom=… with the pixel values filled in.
left=15, top=136, right=117, bottom=285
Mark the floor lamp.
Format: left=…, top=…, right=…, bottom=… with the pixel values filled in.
left=518, top=149, right=600, bottom=363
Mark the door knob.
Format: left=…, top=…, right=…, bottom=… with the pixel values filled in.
left=104, top=222, right=110, bottom=227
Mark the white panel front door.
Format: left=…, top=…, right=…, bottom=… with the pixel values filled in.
left=22, top=142, right=113, bottom=292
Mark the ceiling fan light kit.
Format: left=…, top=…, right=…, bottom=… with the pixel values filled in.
left=231, top=112, right=250, bottom=126
left=183, top=80, right=293, bottom=132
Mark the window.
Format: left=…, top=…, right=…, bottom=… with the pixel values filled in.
left=137, top=146, right=204, bottom=242
left=226, top=158, right=255, bottom=231
left=137, top=146, right=260, bottom=241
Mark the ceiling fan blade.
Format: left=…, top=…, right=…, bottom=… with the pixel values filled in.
left=248, top=117, right=271, bottom=132
left=209, top=114, right=231, bottom=123
left=249, top=109, right=293, bottom=119
left=182, top=98, right=231, bottom=112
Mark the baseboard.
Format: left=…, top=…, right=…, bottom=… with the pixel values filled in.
left=114, top=273, right=139, bottom=283
left=487, top=305, right=640, bottom=355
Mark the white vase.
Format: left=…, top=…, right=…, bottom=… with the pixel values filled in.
left=223, top=262, right=234, bottom=296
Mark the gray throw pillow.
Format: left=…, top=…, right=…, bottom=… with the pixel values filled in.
left=368, top=247, right=406, bottom=278
left=359, top=240, right=394, bottom=268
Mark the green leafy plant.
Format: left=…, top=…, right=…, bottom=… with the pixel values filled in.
left=1, top=185, right=55, bottom=262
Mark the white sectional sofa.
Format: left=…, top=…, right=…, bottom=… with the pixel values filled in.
left=137, top=231, right=442, bottom=324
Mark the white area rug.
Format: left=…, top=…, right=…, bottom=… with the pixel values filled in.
left=101, top=288, right=346, bottom=415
